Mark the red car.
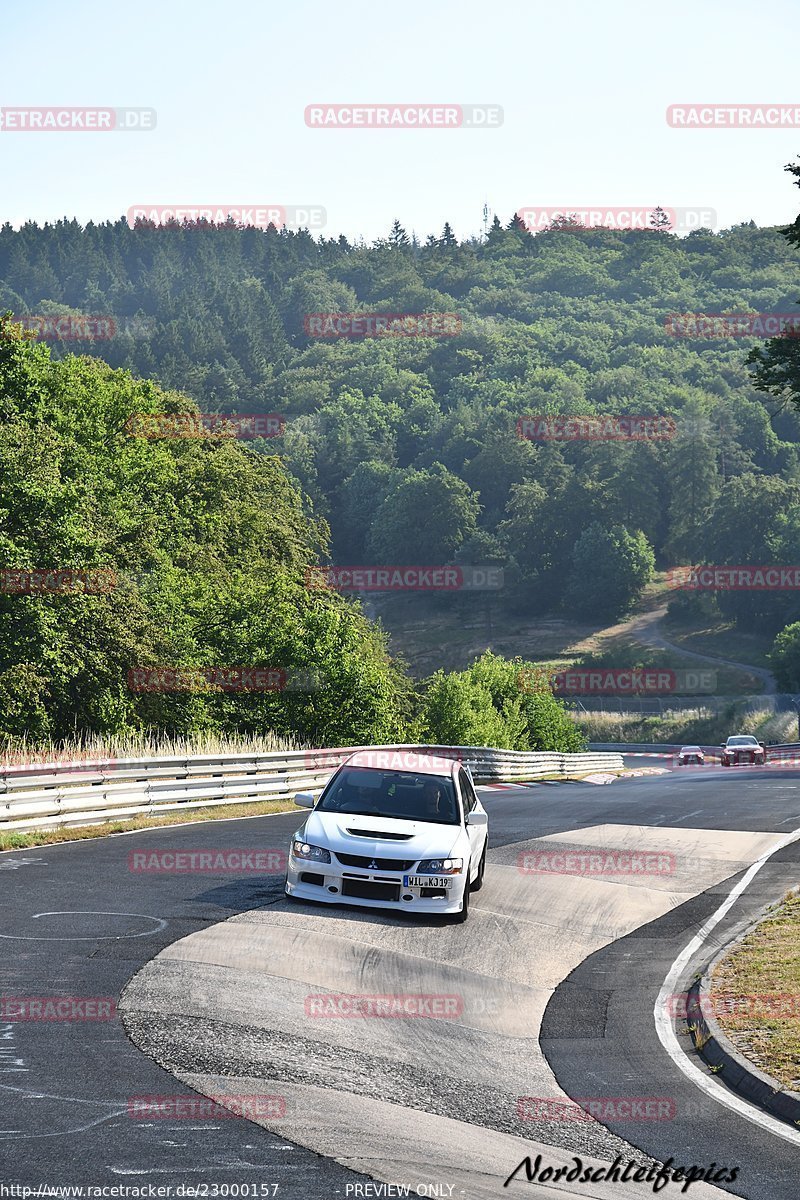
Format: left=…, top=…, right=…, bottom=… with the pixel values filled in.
left=720, top=735, right=766, bottom=766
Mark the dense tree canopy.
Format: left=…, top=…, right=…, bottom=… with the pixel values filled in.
left=0, top=319, right=411, bottom=745
left=2, top=196, right=799, bottom=641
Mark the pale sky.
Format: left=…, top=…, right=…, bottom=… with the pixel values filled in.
left=2, top=0, right=799, bottom=242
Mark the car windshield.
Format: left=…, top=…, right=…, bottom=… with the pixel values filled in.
left=682, top=746, right=701, bottom=753
left=728, top=737, right=758, bottom=746
left=316, top=767, right=460, bottom=825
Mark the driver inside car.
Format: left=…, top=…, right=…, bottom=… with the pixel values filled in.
left=421, top=780, right=457, bottom=823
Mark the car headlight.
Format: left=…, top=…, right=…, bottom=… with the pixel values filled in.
left=291, top=840, right=331, bottom=864
left=417, top=858, right=463, bottom=874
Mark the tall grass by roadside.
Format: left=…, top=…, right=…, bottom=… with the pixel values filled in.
left=572, top=708, right=797, bottom=746
left=0, top=729, right=300, bottom=769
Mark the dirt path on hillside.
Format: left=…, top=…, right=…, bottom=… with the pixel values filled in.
left=626, top=605, right=777, bottom=695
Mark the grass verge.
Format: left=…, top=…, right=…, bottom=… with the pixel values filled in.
left=710, top=891, right=800, bottom=1091
left=0, top=729, right=298, bottom=769
left=572, top=707, right=796, bottom=745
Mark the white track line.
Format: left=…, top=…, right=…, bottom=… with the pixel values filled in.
left=654, top=822, right=800, bottom=1146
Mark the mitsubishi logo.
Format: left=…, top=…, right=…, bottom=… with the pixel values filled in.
left=368, top=860, right=379, bottom=870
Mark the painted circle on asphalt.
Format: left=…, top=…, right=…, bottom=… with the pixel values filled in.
left=0, top=910, right=167, bottom=941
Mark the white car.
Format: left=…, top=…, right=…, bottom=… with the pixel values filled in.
left=677, top=745, right=705, bottom=766
left=284, top=750, right=489, bottom=923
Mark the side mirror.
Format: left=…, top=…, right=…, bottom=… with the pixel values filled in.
left=294, top=792, right=315, bottom=808
left=467, top=810, right=488, bottom=827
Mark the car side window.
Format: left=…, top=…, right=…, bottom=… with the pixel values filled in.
left=459, top=768, right=477, bottom=814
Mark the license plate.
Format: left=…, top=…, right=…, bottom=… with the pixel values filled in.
left=403, top=875, right=452, bottom=889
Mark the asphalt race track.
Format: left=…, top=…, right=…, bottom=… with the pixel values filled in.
left=2, top=760, right=800, bottom=1198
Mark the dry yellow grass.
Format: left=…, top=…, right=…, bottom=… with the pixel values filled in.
left=710, top=892, right=800, bottom=1090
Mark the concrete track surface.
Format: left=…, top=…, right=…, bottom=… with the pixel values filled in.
left=3, top=763, right=800, bottom=1197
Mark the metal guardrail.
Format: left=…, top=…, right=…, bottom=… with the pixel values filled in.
left=589, top=742, right=719, bottom=754
left=0, top=744, right=624, bottom=834
left=592, top=741, right=800, bottom=758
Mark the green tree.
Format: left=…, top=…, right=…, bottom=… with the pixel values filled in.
left=368, top=465, right=480, bottom=564
left=565, top=524, right=655, bottom=621
left=750, top=157, right=800, bottom=410
left=419, top=651, right=585, bottom=751
left=389, top=220, right=410, bottom=248
left=0, top=317, right=410, bottom=745
left=770, top=622, right=800, bottom=692
left=665, top=401, right=721, bottom=561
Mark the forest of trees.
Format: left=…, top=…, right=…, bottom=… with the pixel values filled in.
left=0, top=318, right=581, bottom=749
left=2, top=165, right=800, bottom=744
left=2, top=200, right=800, bottom=632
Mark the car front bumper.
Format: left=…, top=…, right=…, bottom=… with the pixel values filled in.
left=285, top=854, right=468, bottom=915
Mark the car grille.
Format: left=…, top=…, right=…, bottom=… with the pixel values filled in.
left=335, top=853, right=415, bottom=871
left=341, top=878, right=400, bottom=902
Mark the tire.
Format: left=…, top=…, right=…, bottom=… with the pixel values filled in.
left=450, top=880, right=470, bottom=923
left=471, top=844, right=487, bottom=892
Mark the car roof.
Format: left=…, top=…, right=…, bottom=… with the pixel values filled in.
left=728, top=735, right=757, bottom=741
left=343, top=749, right=461, bottom=778
left=681, top=745, right=702, bottom=751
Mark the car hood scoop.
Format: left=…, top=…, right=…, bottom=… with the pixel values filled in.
left=344, top=827, right=414, bottom=840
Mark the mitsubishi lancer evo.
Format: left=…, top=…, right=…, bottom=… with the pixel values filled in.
left=284, top=750, right=489, bottom=922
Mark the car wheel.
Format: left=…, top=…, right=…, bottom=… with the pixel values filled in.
left=471, top=844, right=487, bottom=892
left=450, top=879, right=470, bottom=923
